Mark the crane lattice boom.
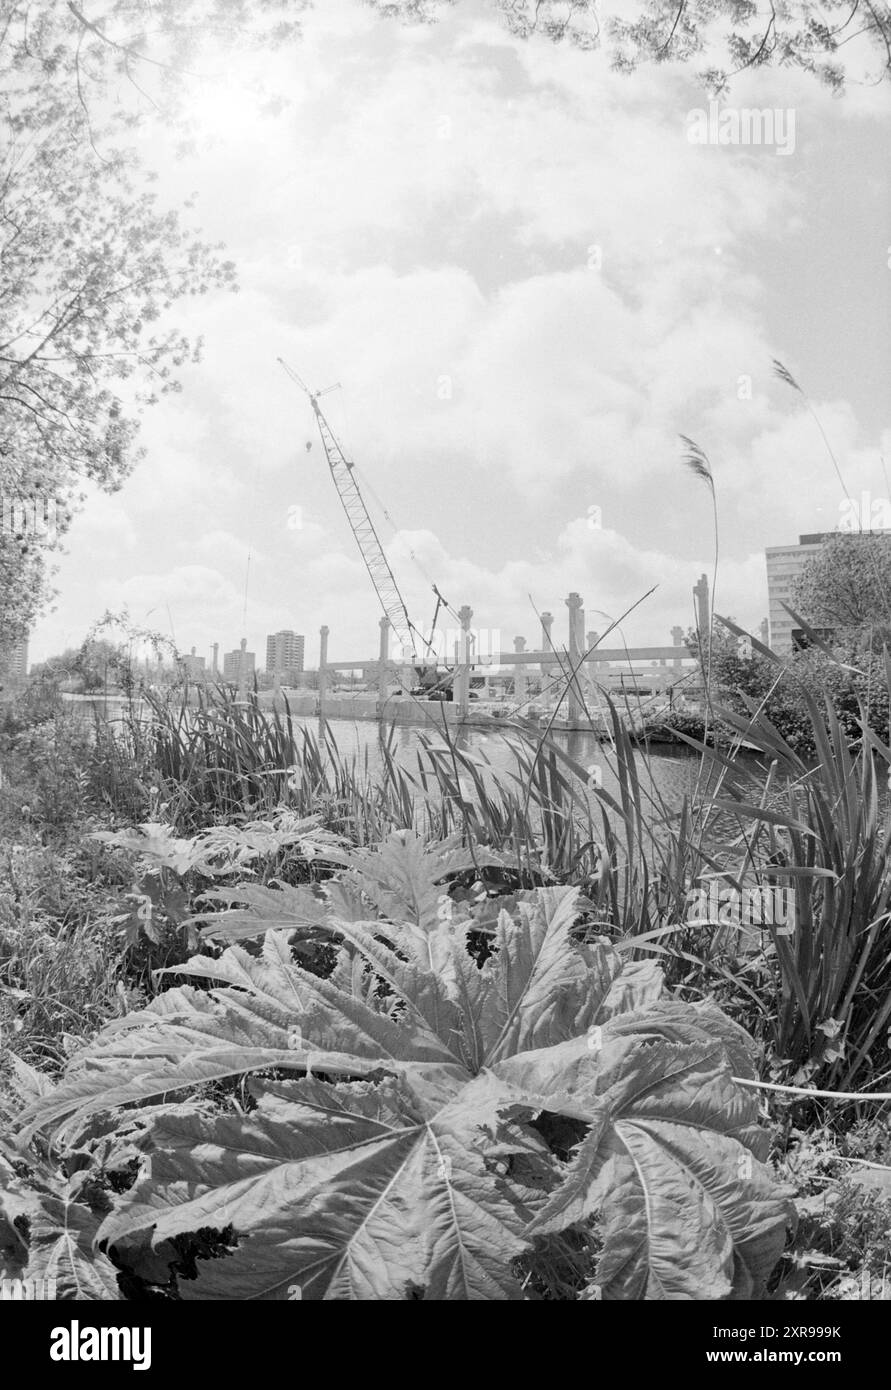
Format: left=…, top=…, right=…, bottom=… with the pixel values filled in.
left=279, top=360, right=418, bottom=662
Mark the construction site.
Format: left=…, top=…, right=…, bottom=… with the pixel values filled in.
left=213, top=362, right=729, bottom=732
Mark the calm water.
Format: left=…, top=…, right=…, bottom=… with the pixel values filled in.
left=293, top=715, right=729, bottom=816
left=68, top=697, right=741, bottom=816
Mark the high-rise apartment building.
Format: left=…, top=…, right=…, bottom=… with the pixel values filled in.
left=181, top=647, right=206, bottom=680
left=765, top=535, right=827, bottom=655
left=265, top=630, right=305, bottom=678
left=0, top=632, right=28, bottom=688
left=223, top=648, right=255, bottom=683
left=765, top=532, right=881, bottom=655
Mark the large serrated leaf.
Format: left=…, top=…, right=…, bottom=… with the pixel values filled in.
left=320, top=829, right=510, bottom=932
left=18, top=870, right=788, bottom=1301
left=192, top=882, right=330, bottom=942
left=480, top=1010, right=792, bottom=1299
left=476, top=886, right=628, bottom=1061
left=26, top=1196, right=122, bottom=1300
left=99, top=1082, right=527, bottom=1300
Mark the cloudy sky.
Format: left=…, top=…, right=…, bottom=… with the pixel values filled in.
left=31, top=0, right=891, bottom=667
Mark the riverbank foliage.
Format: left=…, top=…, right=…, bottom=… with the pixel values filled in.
left=2, top=657, right=891, bottom=1300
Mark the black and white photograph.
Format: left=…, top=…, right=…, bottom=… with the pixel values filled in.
left=2, top=0, right=891, bottom=1336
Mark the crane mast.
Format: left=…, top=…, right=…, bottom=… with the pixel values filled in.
left=278, top=360, right=420, bottom=663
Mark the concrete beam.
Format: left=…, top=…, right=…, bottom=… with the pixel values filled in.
left=489, top=646, right=695, bottom=665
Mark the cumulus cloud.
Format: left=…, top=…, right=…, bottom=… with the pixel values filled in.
left=30, top=1, right=889, bottom=667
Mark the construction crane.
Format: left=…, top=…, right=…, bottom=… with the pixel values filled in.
left=278, top=360, right=454, bottom=688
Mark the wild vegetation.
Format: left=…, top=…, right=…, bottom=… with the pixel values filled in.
left=1, top=639, right=890, bottom=1300
left=2, top=0, right=891, bottom=1307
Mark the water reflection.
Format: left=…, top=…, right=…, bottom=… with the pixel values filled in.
left=68, top=697, right=751, bottom=818
left=312, top=716, right=724, bottom=816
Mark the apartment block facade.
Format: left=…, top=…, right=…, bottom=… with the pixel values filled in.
left=181, top=647, right=207, bottom=680
left=222, top=648, right=256, bottom=683
left=266, top=630, right=305, bottom=679
left=765, top=535, right=826, bottom=655
left=0, top=633, right=28, bottom=689
left=764, top=531, right=880, bottom=655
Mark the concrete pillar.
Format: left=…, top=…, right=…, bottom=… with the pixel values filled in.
left=573, top=603, right=586, bottom=652
left=513, top=637, right=527, bottom=705
left=237, top=637, right=248, bottom=702
left=454, top=605, right=472, bottom=717
left=565, top=592, right=584, bottom=724
left=318, top=625, right=329, bottom=716
left=540, top=611, right=554, bottom=679
left=760, top=617, right=770, bottom=648
left=671, top=625, right=685, bottom=668
left=585, top=629, right=601, bottom=693
left=378, top=616, right=390, bottom=710
left=693, top=574, right=710, bottom=639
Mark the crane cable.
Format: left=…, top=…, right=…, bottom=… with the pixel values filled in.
left=351, top=461, right=470, bottom=668
left=240, top=436, right=263, bottom=650
left=284, top=363, right=468, bottom=675
left=328, top=384, right=462, bottom=632
left=327, top=390, right=468, bottom=673
left=242, top=551, right=251, bottom=634
left=350, top=458, right=462, bottom=626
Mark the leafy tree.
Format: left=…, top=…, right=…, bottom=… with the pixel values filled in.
left=0, top=3, right=307, bottom=643
left=792, top=532, right=891, bottom=651
left=26, top=647, right=83, bottom=688
left=687, top=617, right=891, bottom=753
left=367, top=0, right=891, bottom=90
left=3, top=3, right=305, bottom=134
left=684, top=618, right=772, bottom=697
left=29, top=638, right=122, bottom=693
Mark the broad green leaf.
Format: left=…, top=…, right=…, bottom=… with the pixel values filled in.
left=25, top=1196, right=122, bottom=1301
left=0, top=1150, right=121, bottom=1299
left=19, top=878, right=788, bottom=1301
left=192, top=882, right=331, bottom=942
left=475, top=886, right=635, bottom=1062
left=18, top=933, right=465, bottom=1145
left=100, top=1081, right=527, bottom=1300
left=480, top=1012, right=791, bottom=1299
left=91, top=822, right=197, bottom=876
left=320, top=830, right=510, bottom=933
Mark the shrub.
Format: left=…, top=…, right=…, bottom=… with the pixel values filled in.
left=12, top=843, right=792, bottom=1301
